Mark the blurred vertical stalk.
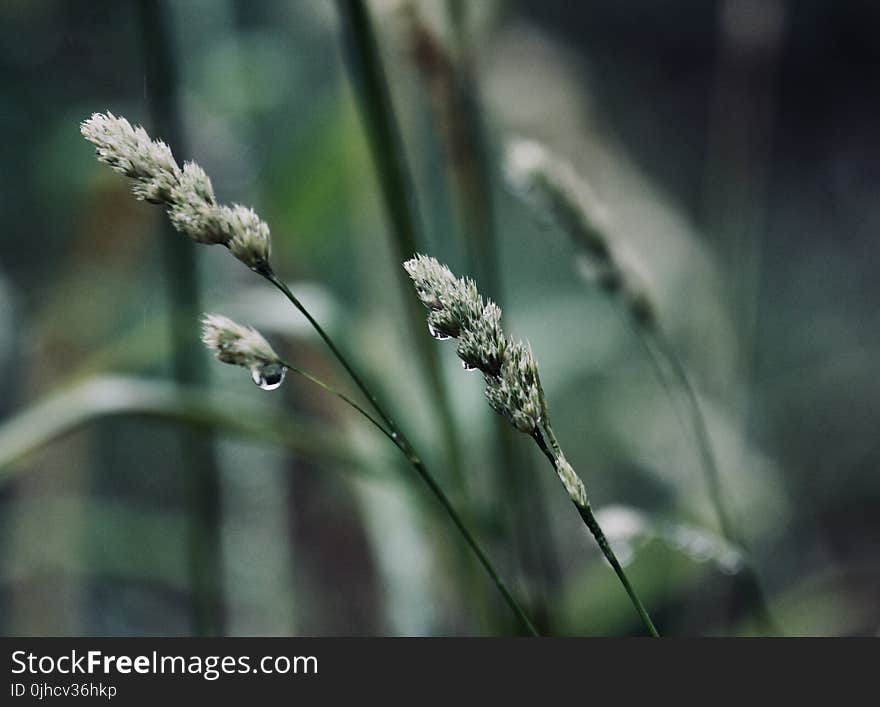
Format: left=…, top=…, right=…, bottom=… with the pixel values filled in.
left=443, top=0, right=497, bottom=290
left=408, top=2, right=559, bottom=628
left=335, top=0, right=465, bottom=494
left=336, top=0, right=492, bottom=631
left=634, top=323, right=781, bottom=634
left=701, top=0, right=785, bottom=634
left=504, top=131, right=781, bottom=633
left=702, top=0, right=785, bottom=411
left=137, top=0, right=223, bottom=636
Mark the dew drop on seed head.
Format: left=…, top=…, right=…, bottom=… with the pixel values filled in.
left=427, top=322, right=450, bottom=341
left=461, top=360, right=477, bottom=372
left=252, top=363, right=286, bottom=391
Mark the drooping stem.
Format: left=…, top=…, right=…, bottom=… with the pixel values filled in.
left=640, top=327, right=781, bottom=634
left=532, top=428, right=659, bottom=637
left=261, top=268, right=393, bottom=430
left=550, top=185, right=780, bottom=632
left=279, top=358, right=392, bottom=443
left=642, top=328, right=735, bottom=540
left=262, top=268, right=537, bottom=635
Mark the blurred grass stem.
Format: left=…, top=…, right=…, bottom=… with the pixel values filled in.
left=639, top=327, right=781, bottom=634
left=337, top=0, right=498, bottom=630
left=335, top=0, right=467, bottom=497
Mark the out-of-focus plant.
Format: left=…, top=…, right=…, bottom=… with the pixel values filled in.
left=0, top=376, right=358, bottom=481
left=80, top=112, right=537, bottom=635
left=335, top=0, right=468, bottom=504
left=503, top=137, right=779, bottom=633
left=404, top=254, right=659, bottom=636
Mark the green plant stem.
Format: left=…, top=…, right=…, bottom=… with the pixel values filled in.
left=278, top=359, right=391, bottom=442
left=642, top=329, right=734, bottom=540
left=261, top=267, right=537, bottom=636
left=566, top=227, right=780, bottom=633
left=137, top=0, right=222, bottom=636
left=531, top=428, right=660, bottom=637
left=640, top=326, right=781, bottom=634
left=335, top=0, right=467, bottom=496
left=261, top=269, right=392, bottom=429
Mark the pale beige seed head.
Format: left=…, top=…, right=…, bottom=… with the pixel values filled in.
left=81, top=112, right=180, bottom=204
left=83, top=112, right=274, bottom=267
left=405, top=255, right=547, bottom=434
left=201, top=313, right=280, bottom=369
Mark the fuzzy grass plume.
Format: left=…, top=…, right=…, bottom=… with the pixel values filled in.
left=81, top=112, right=270, bottom=270
left=504, top=136, right=780, bottom=633
left=405, top=254, right=657, bottom=635
left=201, top=314, right=286, bottom=390
left=504, top=137, right=654, bottom=325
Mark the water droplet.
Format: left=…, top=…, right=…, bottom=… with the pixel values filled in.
left=252, top=363, right=286, bottom=391
left=461, top=360, right=477, bottom=372
left=427, top=322, right=450, bottom=341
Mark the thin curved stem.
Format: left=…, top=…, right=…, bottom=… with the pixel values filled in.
left=642, top=328, right=781, bottom=634
left=261, top=267, right=394, bottom=430
left=262, top=267, right=537, bottom=636
left=580, top=272, right=780, bottom=633
left=644, top=330, right=734, bottom=537
left=335, top=0, right=469, bottom=504
left=532, top=428, right=659, bottom=637
left=279, top=358, right=392, bottom=443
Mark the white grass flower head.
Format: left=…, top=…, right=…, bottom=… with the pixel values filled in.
left=404, top=254, right=506, bottom=373
left=404, top=253, right=594, bottom=508
left=404, top=254, right=546, bottom=433
left=81, top=112, right=180, bottom=204
left=82, top=112, right=272, bottom=271
left=167, top=162, right=225, bottom=245
left=201, top=313, right=286, bottom=390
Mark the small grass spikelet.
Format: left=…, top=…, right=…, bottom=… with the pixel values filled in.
left=201, top=313, right=285, bottom=390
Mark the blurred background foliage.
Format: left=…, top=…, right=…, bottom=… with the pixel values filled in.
left=0, top=0, right=878, bottom=636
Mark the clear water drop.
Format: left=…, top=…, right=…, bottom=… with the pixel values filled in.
left=427, top=322, right=450, bottom=341
left=461, top=360, right=477, bottom=372
left=251, top=363, right=287, bottom=391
